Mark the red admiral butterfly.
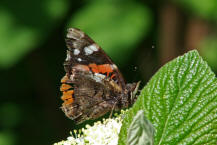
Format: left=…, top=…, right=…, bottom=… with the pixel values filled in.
left=60, top=28, right=139, bottom=124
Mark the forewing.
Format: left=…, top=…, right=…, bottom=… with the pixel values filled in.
left=64, top=28, right=125, bottom=89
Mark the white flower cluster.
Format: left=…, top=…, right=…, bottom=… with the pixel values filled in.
left=54, top=110, right=127, bottom=145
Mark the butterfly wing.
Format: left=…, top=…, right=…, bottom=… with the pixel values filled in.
left=64, top=28, right=126, bottom=89
left=60, top=28, right=133, bottom=123
left=61, top=68, right=124, bottom=124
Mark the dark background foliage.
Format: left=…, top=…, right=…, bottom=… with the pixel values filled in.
left=0, top=0, right=216, bottom=145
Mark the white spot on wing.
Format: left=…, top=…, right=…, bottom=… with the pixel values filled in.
left=65, top=51, right=71, bottom=61
left=92, top=73, right=106, bottom=82
left=70, top=73, right=75, bottom=81
left=84, top=47, right=93, bottom=55
left=73, top=49, right=80, bottom=55
left=77, top=58, right=82, bottom=62
left=89, top=44, right=99, bottom=51
left=93, top=76, right=101, bottom=83
left=95, top=73, right=106, bottom=79
left=111, top=64, right=118, bottom=70
left=84, top=44, right=99, bottom=55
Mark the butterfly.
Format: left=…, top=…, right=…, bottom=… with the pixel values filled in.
left=60, top=28, right=139, bottom=124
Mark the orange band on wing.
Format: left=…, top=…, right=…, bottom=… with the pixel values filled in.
left=61, top=75, right=69, bottom=83
left=98, top=64, right=113, bottom=76
left=89, top=63, right=99, bottom=73
left=110, top=74, right=116, bottom=79
left=89, top=64, right=114, bottom=77
left=60, top=84, right=72, bottom=91
left=61, top=90, right=74, bottom=104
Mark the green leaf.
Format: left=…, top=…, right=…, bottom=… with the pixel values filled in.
left=127, top=110, right=155, bottom=145
left=119, top=50, right=217, bottom=145
left=68, top=0, right=151, bottom=65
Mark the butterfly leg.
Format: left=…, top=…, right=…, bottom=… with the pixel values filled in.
left=109, top=101, right=118, bottom=118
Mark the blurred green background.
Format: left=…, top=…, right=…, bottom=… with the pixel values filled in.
left=0, top=0, right=217, bottom=145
